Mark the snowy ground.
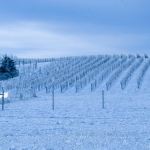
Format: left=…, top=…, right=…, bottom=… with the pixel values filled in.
left=1, top=60, right=150, bottom=150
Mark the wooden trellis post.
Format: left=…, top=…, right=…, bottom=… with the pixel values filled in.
left=52, top=90, right=54, bottom=110
left=0, top=87, right=4, bottom=110
left=35, top=61, right=37, bottom=69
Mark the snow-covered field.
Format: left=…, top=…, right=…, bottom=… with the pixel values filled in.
left=1, top=56, right=150, bottom=150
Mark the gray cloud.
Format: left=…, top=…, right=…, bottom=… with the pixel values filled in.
left=0, top=0, right=150, bottom=58
left=0, top=21, right=149, bottom=58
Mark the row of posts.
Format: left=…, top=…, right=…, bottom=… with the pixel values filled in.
left=50, top=90, right=104, bottom=110
left=18, top=60, right=37, bottom=68
left=1, top=89, right=104, bottom=111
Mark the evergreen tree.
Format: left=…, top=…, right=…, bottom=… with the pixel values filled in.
left=0, top=55, right=19, bottom=80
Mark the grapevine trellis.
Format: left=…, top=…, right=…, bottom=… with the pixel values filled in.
left=106, top=56, right=135, bottom=90
left=120, top=57, right=144, bottom=89
left=0, top=54, right=149, bottom=103
left=91, top=55, right=127, bottom=91
left=137, top=59, right=150, bottom=88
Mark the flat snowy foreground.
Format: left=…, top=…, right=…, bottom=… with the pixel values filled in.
left=1, top=61, right=150, bottom=150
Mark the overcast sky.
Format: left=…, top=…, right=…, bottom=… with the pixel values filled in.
left=0, top=0, right=150, bottom=58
